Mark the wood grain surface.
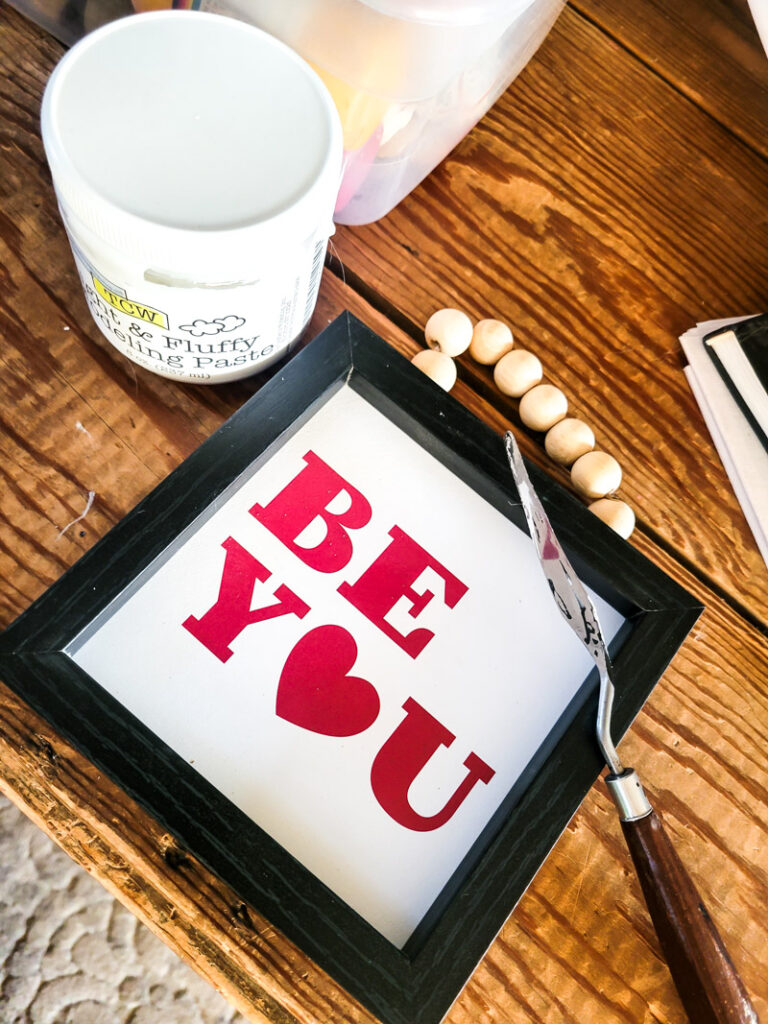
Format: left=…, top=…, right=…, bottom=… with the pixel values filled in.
left=1, top=2, right=767, bottom=1023
left=619, top=808, right=759, bottom=1024
left=331, top=4, right=768, bottom=630
left=1, top=258, right=767, bottom=1021
left=576, top=0, right=768, bottom=159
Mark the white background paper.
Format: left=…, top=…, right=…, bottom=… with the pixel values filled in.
left=70, top=386, right=623, bottom=947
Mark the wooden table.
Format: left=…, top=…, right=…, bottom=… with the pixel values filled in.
left=1, top=2, right=767, bottom=1021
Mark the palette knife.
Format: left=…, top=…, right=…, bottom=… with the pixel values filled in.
left=504, top=431, right=758, bottom=1024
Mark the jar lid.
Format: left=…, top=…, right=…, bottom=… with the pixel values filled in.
left=41, top=11, right=342, bottom=278
left=360, top=0, right=535, bottom=25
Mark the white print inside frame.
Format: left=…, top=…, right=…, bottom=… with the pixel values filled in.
left=68, top=386, right=624, bottom=948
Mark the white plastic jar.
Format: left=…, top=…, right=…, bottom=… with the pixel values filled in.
left=41, top=11, right=343, bottom=383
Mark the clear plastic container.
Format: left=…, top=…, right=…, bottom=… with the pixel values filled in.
left=7, top=0, right=131, bottom=45
left=141, top=0, right=564, bottom=224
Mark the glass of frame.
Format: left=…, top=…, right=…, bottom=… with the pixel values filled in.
left=0, top=313, right=701, bottom=1024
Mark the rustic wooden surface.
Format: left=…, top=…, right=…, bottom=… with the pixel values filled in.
left=0, top=2, right=767, bottom=1023
left=331, top=3, right=768, bottom=629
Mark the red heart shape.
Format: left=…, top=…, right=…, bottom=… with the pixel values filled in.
left=276, top=625, right=380, bottom=737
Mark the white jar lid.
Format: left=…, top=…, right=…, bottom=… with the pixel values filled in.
left=41, top=11, right=342, bottom=280
left=360, top=0, right=535, bottom=26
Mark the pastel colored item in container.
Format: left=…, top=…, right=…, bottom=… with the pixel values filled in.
left=335, top=125, right=383, bottom=216
left=307, top=61, right=390, bottom=217
left=377, top=103, right=416, bottom=156
left=311, top=65, right=389, bottom=152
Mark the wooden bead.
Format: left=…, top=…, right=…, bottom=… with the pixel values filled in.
left=424, top=308, right=473, bottom=357
left=411, top=349, right=457, bottom=391
left=571, top=451, right=622, bottom=498
left=589, top=498, right=636, bottom=539
left=469, top=319, right=514, bottom=365
left=545, top=418, right=595, bottom=466
left=519, top=384, right=568, bottom=432
left=493, top=349, right=543, bottom=397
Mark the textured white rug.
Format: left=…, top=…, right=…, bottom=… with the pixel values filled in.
left=0, top=796, right=246, bottom=1023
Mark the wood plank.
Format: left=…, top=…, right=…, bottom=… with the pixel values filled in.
left=0, top=681, right=376, bottom=1024
left=330, top=5, right=768, bottom=628
left=0, top=141, right=765, bottom=1014
left=0, top=7, right=766, bottom=1023
left=0, top=263, right=766, bottom=1023
left=4, top=0, right=767, bottom=626
left=574, top=0, right=768, bottom=161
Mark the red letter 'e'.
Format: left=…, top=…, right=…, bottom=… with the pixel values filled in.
left=338, top=526, right=467, bottom=658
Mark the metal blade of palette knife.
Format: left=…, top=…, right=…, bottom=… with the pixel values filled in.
left=503, top=430, right=623, bottom=775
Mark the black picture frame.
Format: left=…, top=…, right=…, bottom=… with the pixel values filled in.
left=0, top=312, right=701, bottom=1024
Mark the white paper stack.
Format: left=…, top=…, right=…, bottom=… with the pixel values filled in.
left=681, top=317, right=768, bottom=571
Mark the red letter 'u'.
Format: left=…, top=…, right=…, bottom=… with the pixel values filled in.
left=370, top=698, right=495, bottom=832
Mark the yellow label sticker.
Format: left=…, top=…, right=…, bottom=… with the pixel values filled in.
left=93, top=276, right=169, bottom=329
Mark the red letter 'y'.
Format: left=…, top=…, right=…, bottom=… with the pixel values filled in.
left=183, top=536, right=309, bottom=662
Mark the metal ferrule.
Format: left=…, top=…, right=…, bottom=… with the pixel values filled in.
left=605, top=768, right=653, bottom=821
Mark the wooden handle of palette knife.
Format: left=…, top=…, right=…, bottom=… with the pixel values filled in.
left=622, top=810, right=759, bottom=1024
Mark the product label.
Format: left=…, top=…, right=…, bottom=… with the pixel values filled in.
left=70, top=237, right=326, bottom=384
left=92, top=276, right=170, bottom=330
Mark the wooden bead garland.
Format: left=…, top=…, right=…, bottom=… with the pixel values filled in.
left=469, top=319, right=514, bottom=364
left=424, top=308, right=473, bottom=357
left=494, top=349, right=543, bottom=398
left=545, top=418, right=595, bottom=465
left=411, top=348, right=457, bottom=392
left=417, top=308, right=634, bottom=537
left=519, top=384, right=568, bottom=432
left=571, top=451, right=622, bottom=499
left=588, top=498, right=636, bottom=539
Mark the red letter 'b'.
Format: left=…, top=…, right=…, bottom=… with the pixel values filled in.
left=250, top=451, right=372, bottom=573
